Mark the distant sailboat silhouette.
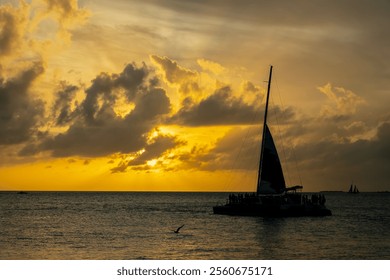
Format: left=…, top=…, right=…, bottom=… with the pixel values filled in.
left=173, top=225, right=184, bottom=233
left=213, top=66, right=332, bottom=217
left=348, top=184, right=359, bottom=194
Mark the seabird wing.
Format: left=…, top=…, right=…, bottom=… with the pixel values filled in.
left=174, top=224, right=185, bottom=233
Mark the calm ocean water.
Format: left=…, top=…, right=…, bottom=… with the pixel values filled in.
left=0, top=192, right=389, bottom=260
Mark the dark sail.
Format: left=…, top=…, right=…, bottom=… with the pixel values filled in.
left=257, top=124, right=286, bottom=194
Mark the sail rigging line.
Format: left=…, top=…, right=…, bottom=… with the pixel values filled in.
left=273, top=73, right=303, bottom=187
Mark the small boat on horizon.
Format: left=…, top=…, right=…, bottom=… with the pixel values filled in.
left=348, top=184, right=359, bottom=194
left=17, top=191, right=28, bottom=195
left=213, top=66, right=332, bottom=217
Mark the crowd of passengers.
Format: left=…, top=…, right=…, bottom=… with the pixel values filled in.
left=228, top=193, right=326, bottom=206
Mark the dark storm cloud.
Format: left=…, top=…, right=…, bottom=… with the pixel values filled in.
left=301, top=122, right=390, bottom=167
left=38, top=120, right=147, bottom=157
left=0, top=63, right=44, bottom=145
left=289, top=121, right=390, bottom=188
left=79, top=63, right=149, bottom=126
left=52, top=82, right=79, bottom=126
left=115, top=63, right=149, bottom=98
left=0, top=0, right=89, bottom=152
left=130, top=87, right=170, bottom=120
left=21, top=62, right=171, bottom=157
left=0, top=3, right=44, bottom=147
left=169, top=86, right=294, bottom=126
left=170, top=86, right=258, bottom=126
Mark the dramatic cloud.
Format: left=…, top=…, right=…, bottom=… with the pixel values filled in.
left=318, top=83, right=366, bottom=121
left=0, top=0, right=88, bottom=61
left=40, top=0, right=89, bottom=42
left=111, top=134, right=185, bottom=172
left=0, top=62, right=44, bottom=145
left=79, top=63, right=149, bottom=125
left=151, top=55, right=274, bottom=127
left=20, top=62, right=171, bottom=158
left=170, top=86, right=261, bottom=126
left=290, top=121, right=390, bottom=188
left=44, top=0, right=87, bottom=19
left=0, top=0, right=89, bottom=150
left=51, top=82, right=79, bottom=126
left=151, top=55, right=200, bottom=95
left=129, top=135, right=181, bottom=166
left=0, top=1, right=26, bottom=56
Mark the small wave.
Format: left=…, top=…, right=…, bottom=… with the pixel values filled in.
left=36, top=207, right=59, bottom=211
left=48, top=232, right=64, bottom=237
left=69, top=245, right=87, bottom=249
left=135, top=256, right=150, bottom=260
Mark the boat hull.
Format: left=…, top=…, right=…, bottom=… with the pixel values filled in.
left=213, top=203, right=332, bottom=217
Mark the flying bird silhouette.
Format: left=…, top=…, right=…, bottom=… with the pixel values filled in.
left=173, top=224, right=184, bottom=233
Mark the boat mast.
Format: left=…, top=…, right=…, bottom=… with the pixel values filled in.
left=256, top=65, right=273, bottom=194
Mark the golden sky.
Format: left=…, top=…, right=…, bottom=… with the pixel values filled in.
left=0, top=0, right=389, bottom=191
